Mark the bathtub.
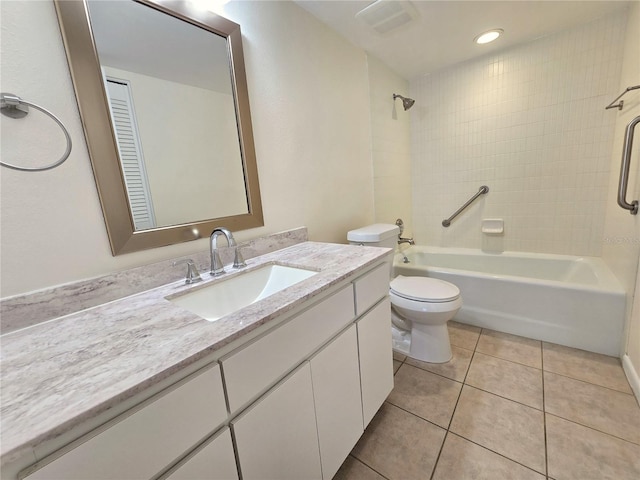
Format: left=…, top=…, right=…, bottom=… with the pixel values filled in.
left=393, top=246, right=626, bottom=356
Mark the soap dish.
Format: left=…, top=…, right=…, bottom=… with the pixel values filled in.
left=481, top=218, right=504, bottom=235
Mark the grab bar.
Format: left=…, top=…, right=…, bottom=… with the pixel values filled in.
left=618, top=115, right=640, bottom=215
left=442, top=185, right=489, bottom=227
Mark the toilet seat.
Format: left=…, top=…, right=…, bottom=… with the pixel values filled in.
left=390, top=275, right=460, bottom=303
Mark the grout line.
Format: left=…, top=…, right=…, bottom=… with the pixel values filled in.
left=462, top=383, right=544, bottom=412
left=385, top=328, right=637, bottom=479
left=544, top=412, right=640, bottom=447
left=348, top=455, right=391, bottom=480
left=429, top=431, right=449, bottom=480
left=543, top=369, right=635, bottom=396
left=447, top=432, right=548, bottom=477
left=473, top=349, right=543, bottom=371
left=401, top=360, right=465, bottom=385
left=443, top=344, right=477, bottom=432
left=471, top=329, right=481, bottom=351
left=385, top=400, right=450, bottom=432
left=461, top=350, right=475, bottom=386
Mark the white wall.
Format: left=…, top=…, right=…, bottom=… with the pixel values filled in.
left=104, top=66, right=247, bottom=226
left=367, top=55, right=413, bottom=232
left=0, top=0, right=374, bottom=298
left=410, top=11, right=626, bottom=255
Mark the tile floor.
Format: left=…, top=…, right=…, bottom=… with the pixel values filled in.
left=334, top=321, right=640, bottom=480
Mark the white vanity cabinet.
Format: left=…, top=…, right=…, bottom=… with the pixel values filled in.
left=231, top=363, right=322, bottom=480
left=309, top=324, right=364, bottom=479
left=221, top=285, right=355, bottom=415
left=164, top=428, right=238, bottom=480
left=17, top=259, right=393, bottom=480
left=353, top=263, right=394, bottom=426
left=357, top=297, right=394, bottom=427
left=23, top=364, right=228, bottom=480
left=226, top=263, right=392, bottom=480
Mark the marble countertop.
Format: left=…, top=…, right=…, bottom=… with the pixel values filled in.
left=0, top=242, right=391, bottom=465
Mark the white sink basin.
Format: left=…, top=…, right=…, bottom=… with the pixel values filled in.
left=168, top=264, right=317, bottom=322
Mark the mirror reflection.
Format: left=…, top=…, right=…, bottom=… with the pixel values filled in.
left=54, top=0, right=263, bottom=255
left=87, top=0, right=248, bottom=231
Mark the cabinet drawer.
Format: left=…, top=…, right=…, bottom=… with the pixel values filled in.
left=165, top=427, right=238, bottom=480
left=222, top=285, right=355, bottom=413
left=24, top=364, right=227, bottom=480
left=354, top=263, right=389, bottom=315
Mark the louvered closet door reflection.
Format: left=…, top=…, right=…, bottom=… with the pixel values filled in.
left=105, top=78, right=156, bottom=230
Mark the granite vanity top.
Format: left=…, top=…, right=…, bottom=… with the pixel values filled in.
left=0, top=242, right=391, bottom=465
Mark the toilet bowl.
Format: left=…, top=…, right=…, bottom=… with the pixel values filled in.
left=347, top=223, right=463, bottom=364
left=390, top=275, right=461, bottom=363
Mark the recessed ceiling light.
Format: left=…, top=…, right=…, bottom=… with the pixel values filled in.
left=474, top=29, right=503, bottom=45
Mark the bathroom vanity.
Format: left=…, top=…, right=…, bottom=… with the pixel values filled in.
left=0, top=242, right=393, bottom=480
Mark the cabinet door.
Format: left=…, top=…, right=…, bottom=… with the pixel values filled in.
left=310, top=325, right=363, bottom=480
left=165, top=427, right=238, bottom=480
left=231, top=363, right=322, bottom=480
left=357, top=298, right=394, bottom=427
left=24, top=364, right=227, bottom=480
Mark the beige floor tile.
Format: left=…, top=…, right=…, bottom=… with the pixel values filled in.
left=448, top=321, right=481, bottom=350
left=393, top=351, right=406, bottom=362
left=387, top=363, right=462, bottom=428
left=393, top=359, right=402, bottom=374
left=543, top=343, right=632, bottom=394
left=544, top=372, right=640, bottom=444
left=450, top=386, right=546, bottom=474
left=333, top=455, right=385, bottom=480
left=546, top=414, right=640, bottom=480
left=466, top=352, right=543, bottom=409
left=405, top=345, right=473, bottom=382
left=432, top=433, right=545, bottom=480
left=351, top=402, right=446, bottom=480
left=476, top=330, right=542, bottom=368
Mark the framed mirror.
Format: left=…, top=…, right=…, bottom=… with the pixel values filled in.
left=54, top=0, right=263, bottom=255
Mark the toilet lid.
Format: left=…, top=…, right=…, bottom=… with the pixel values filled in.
left=390, top=275, right=460, bottom=302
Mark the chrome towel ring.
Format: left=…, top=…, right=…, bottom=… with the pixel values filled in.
left=0, top=92, right=72, bottom=172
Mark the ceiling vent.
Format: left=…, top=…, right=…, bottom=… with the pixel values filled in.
left=355, top=0, right=418, bottom=35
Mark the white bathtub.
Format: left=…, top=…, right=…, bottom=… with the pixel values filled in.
left=393, top=246, right=626, bottom=356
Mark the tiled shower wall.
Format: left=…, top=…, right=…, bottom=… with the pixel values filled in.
left=411, top=11, right=627, bottom=256
left=368, top=55, right=412, bottom=228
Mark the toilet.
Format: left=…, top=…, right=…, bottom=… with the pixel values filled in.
left=347, top=224, right=462, bottom=363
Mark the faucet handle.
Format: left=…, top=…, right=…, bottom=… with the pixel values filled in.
left=173, top=259, right=203, bottom=284
left=233, top=246, right=247, bottom=269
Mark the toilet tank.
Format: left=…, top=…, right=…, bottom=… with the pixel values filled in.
left=347, top=224, right=399, bottom=249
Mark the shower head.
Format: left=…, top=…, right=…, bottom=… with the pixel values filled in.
left=393, top=93, right=415, bottom=111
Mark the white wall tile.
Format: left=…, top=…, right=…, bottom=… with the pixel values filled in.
left=368, top=55, right=413, bottom=230
left=410, top=12, right=627, bottom=256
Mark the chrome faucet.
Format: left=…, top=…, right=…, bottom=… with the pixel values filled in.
left=173, top=259, right=203, bottom=284
left=210, top=227, right=247, bottom=276
left=395, top=218, right=415, bottom=245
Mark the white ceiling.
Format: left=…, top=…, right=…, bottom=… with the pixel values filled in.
left=295, top=0, right=632, bottom=80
